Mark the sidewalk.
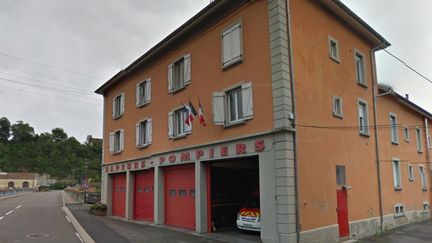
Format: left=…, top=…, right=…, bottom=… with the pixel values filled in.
left=66, top=204, right=224, bottom=243
left=359, top=220, right=432, bottom=243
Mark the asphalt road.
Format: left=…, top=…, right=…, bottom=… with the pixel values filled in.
left=0, top=191, right=81, bottom=243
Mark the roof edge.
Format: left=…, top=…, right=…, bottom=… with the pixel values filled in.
left=378, top=85, right=432, bottom=119
left=95, top=0, right=249, bottom=95
left=317, top=0, right=390, bottom=49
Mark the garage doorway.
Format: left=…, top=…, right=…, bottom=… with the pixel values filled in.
left=112, top=173, right=126, bottom=217
left=207, top=156, right=260, bottom=235
left=134, top=169, right=154, bottom=221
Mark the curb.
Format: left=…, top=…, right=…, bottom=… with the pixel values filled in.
left=60, top=191, right=95, bottom=243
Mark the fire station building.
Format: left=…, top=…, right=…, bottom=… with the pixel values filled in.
left=96, top=1, right=431, bottom=242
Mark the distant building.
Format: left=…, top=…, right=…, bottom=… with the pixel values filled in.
left=0, top=172, right=38, bottom=189
left=86, top=135, right=103, bottom=146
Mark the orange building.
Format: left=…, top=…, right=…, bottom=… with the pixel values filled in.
left=95, top=1, right=431, bottom=242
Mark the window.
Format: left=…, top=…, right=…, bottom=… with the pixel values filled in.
left=168, top=107, right=192, bottom=139
left=358, top=100, right=369, bottom=135
left=389, top=113, right=398, bottom=144
left=392, top=158, right=402, bottom=190
left=109, top=129, right=124, bottom=154
left=336, top=165, right=346, bottom=186
left=112, top=93, right=125, bottom=119
left=136, top=78, right=151, bottom=107
left=408, top=164, right=414, bottom=181
left=355, top=50, right=366, bottom=86
left=222, top=22, right=243, bottom=68
left=423, top=202, right=430, bottom=211
left=403, top=126, right=410, bottom=142
left=169, top=189, right=176, bottom=196
left=419, top=166, right=427, bottom=190
left=135, top=118, right=152, bottom=148
left=333, top=96, right=343, bottom=118
left=212, top=82, right=253, bottom=126
left=416, top=128, right=423, bottom=152
left=328, top=36, right=340, bottom=62
left=168, top=54, right=191, bottom=93
left=394, top=204, right=405, bottom=217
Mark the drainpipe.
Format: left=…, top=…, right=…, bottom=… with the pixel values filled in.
left=284, top=0, right=300, bottom=242
left=424, top=119, right=431, bottom=182
left=371, top=46, right=390, bottom=233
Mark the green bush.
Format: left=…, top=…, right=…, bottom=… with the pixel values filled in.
left=49, top=183, right=66, bottom=190
left=90, top=202, right=107, bottom=211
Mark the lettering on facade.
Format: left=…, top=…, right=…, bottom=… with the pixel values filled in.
left=104, top=140, right=267, bottom=173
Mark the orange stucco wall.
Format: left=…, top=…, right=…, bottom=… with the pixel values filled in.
left=377, top=95, right=431, bottom=216
left=290, top=0, right=380, bottom=231
left=102, top=1, right=273, bottom=164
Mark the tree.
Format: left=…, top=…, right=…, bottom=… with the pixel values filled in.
left=51, top=128, right=68, bottom=142
left=11, top=121, right=35, bottom=143
left=0, top=117, right=11, bottom=142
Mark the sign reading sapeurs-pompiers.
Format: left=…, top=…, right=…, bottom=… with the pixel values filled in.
left=104, top=139, right=267, bottom=174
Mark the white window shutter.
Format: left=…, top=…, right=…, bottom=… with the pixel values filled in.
left=168, top=64, right=173, bottom=93
left=168, top=112, right=174, bottom=139
left=231, top=24, right=242, bottom=62
left=184, top=54, right=191, bottom=85
left=242, top=82, right=253, bottom=120
left=135, top=123, right=140, bottom=147
left=119, top=129, right=125, bottom=151
left=146, top=118, right=152, bottom=144
left=136, top=83, right=140, bottom=106
left=109, top=132, right=114, bottom=153
left=112, top=98, right=116, bottom=118
left=212, top=92, right=225, bottom=125
left=120, top=93, right=125, bottom=115
left=146, top=79, right=152, bottom=103
left=222, top=31, right=232, bottom=66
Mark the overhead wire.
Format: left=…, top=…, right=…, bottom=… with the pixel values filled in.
left=384, top=49, right=432, bottom=85
left=0, top=51, right=102, bottom=81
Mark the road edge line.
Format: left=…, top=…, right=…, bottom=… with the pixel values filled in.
left=60, top=192, right=95, bottom=243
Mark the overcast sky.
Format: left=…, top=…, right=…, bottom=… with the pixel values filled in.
left=0, top=0, right=430, bottom=142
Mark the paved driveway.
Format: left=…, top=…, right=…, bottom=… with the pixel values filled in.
left=359, top=220, right=432, bottom=243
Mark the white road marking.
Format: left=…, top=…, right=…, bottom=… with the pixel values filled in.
left=75, top=232, right=83, bottom=243
left=15, top=205, right=22, bottom=209
left=0, top=216, right=4, bottom=221
left=5, top=210, right=13, bottom=215
left=65, top=215, right=71, bottom=223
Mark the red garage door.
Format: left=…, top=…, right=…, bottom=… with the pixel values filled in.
left=112, top=173, right=126, bottom=217
left=134, top=169, right=154, bottom=221
left=165, top=165, right=195, bottom=229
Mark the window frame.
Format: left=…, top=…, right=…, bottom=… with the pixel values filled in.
left=389, top=113, right=399, bottom=144
left=112, top=93, right=125, bottom=119
left=408, top=164, right=414, bottom=181
left=168, top=54, right=191, bottom=94
left=328, top=36, right=340, bottom=63
left=416, top=127, right=423, bottom=153
left=226, top=86, right=244, bottom=124
left=212, top=82, right=254, bottom=127
left=419, top=166, right=427, bottom=190
left=110, top=129, right=124, bottom=154
left=403, top=125, right=410, bottom=142
left=392, top=158, right=402, bottom=190
left=336, top=165, right=346, bottom=186
left=136, top=78, right=151, bottom=107
left=136, top=118, right=152, bottom=149
left=221, top=20, right=243, bottom=69
left=354, top=49, right=367, bottom=87
left=423, top=202, right=430, bottom=212
left=358, top=99, right=369, bottom=136
left=394, top=204, right=405, bottom=217
left=332, top=96, right=343, bottom=118
left=169, top=106, right=192, bottom=139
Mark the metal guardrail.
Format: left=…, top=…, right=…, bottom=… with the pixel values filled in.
left=0, top=189, right=33, bottom=197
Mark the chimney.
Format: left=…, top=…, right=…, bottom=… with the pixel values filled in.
left=405, top=94, right=409, bottom=100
